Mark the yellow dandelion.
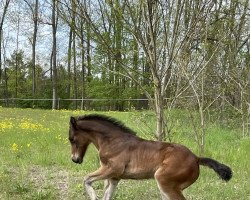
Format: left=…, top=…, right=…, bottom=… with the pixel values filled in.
left=11, top=143, right=19, bottom=152
left=56, top=134, right=62, bottom=140
left=63, top=138, right=68, bottom=144
left=19, top=119, right=47, bottom=132
left=0, top=121, right=13, bottom=131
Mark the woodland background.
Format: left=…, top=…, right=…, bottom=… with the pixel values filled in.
left=0, top=0, right=249, bottom=141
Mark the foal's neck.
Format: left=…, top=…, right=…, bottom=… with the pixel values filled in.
left=79, top=119, right=135, bottom=150
left=87, top=129, right=129, bottom=151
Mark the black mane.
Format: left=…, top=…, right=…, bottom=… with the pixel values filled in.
left=78, top=114, right=137, bottom=135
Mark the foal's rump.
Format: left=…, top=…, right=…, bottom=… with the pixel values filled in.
left=162, top=143, right=232, bottom=179
left=152, top=143, right=232, bottom=190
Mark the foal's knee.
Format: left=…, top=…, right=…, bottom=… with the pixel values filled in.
left=103, top=179, right=110, bottom=190
left=84, top=176, right=92, bottom=186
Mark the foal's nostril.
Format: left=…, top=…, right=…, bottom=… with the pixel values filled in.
left=72, top=157, right=82, bottom=164
left=77, top=157, right=83, bottom=164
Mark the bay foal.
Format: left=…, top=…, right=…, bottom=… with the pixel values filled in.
left=69, top=114, right=232, bottom=200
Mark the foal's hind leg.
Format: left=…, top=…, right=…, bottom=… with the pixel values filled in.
left=156, top=180, right=186, bottom=200
left=155, top=168, right=186, bottom=200
left=102, top=179, right=119, bottom=200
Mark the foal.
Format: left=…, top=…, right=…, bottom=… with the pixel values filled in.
left=68, top=114, right=232, bottom=200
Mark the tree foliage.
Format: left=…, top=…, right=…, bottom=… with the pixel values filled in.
left=0, top=0, right=249, bottom=139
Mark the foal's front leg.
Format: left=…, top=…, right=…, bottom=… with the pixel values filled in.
left=102, top=179, right=119, bottom=200
left=84, top=175, right=98, bottom=200
left=84, top=166, right=118, bottom=200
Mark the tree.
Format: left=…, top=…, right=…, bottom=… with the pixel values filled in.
left=51, top=0, right=58, bottom=109
left=1, top=0, right=249, bottom=140
left=23, top=0, right=39, bottom=98
left=132, top=0, right=217, bottom=141
left=5, top=50, right=28, bottom=99
left=0, top=0, right=11, bottom=82
left=60, top=0, right=216, bottom=140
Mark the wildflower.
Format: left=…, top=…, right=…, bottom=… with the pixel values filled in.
left=27, top=143, right=31, bottom=148
left=19, top=119, right=48, bottom=132
left=0, top=121, right=13, bottom=131
left=63, top=138, right=68, bottom=144
left=11, top=143, right=18, bottom=152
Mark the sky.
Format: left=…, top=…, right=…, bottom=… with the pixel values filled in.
left=1, top=0, right=69, bottom=70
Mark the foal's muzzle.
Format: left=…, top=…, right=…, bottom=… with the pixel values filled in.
left=71, top=155, right=83, bottom=164
left=72, top=157, right=83, bottom=164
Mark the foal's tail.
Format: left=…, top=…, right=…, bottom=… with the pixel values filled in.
left=199, top=157, right=232, bottom=181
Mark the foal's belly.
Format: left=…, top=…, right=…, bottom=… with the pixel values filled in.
left=120, top=160, right=158, bottom=179
left=118, top=142, right=164, bottom=179
left=120, top=168, right=155, bottom=179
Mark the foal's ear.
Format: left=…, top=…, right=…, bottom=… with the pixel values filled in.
left=70, top=116, right=77, bottom=129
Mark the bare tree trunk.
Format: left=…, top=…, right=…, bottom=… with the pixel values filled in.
left=199, top=71, right=205, bottom=154
left=154, top=87, right=165, bottom=141
left=15, top=15, right=20, bottom=100
left=86, top=21, right=91, bottom=82
left=67, top=27, right=72, bottom=101
left=0, top=0, right=10, bottom=82
left=146, top=0, right=166, bottom=140
left=83, top=0, right=92, bottom=82
left=32, top=0, right=39, bottom=99
left=71, top=0, right=77, bottom=109
left=80, top=22, right=85, bottom=110
left=73, top=28, right=77, bottom=109
left=113, top=0, right=123, bottom=111
left=52, top=0, right=58, bottom=109
left=2, top=34, right=8, bottom=106
left=23, top=0, right=39, bottom=106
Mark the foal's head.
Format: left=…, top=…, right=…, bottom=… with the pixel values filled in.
left=69, top=117, right=90, bottom=164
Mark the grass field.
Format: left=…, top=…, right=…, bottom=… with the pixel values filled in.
left=0, top=107, right=249, bottom=200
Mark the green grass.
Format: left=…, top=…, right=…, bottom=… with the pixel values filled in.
left=0, top=107, right=249, bottom=199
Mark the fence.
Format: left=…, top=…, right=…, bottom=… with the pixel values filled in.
left=0, top=95, right=233, bottom=111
